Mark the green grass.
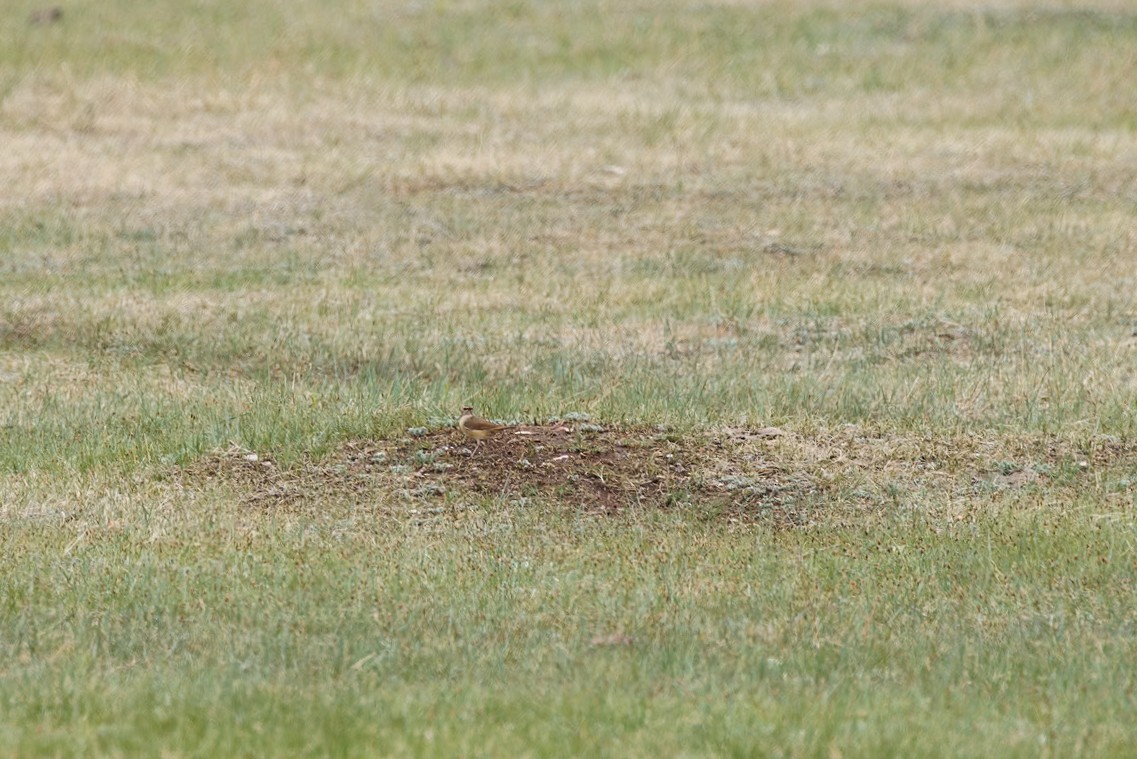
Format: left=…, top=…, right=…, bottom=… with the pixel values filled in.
left=3, top=0, right=1137, bottom=755
left=4, top=502, right=1137, bottom=756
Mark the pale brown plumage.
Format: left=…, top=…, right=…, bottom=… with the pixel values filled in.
left=457, top=406, right=510, bottom=455
left=28, top=6, right=63, bottom=25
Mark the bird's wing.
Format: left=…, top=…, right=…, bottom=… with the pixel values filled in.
left=464, top=416, right=507, bottom=431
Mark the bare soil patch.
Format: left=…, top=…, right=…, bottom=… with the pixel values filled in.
left=185, top=422, right=818, bottom=523
left=181, top=422, right=1137, bottom=524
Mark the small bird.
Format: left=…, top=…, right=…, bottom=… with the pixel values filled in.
left=28, top=6, right=63, bottom=25
left=457, top=406, right=510, bottom=456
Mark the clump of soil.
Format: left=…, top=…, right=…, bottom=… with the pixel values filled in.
left=187, top=421, right=816, bottom=522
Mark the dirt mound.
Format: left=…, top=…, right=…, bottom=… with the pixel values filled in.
left=376, top=422, right=687, bottom=512
left=183, top=423, right=1137, bottom=524
left=187, top=422, right=816, bottom=522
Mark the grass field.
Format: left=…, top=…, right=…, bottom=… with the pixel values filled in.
left=3, top=0, right=1137, bottom=756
